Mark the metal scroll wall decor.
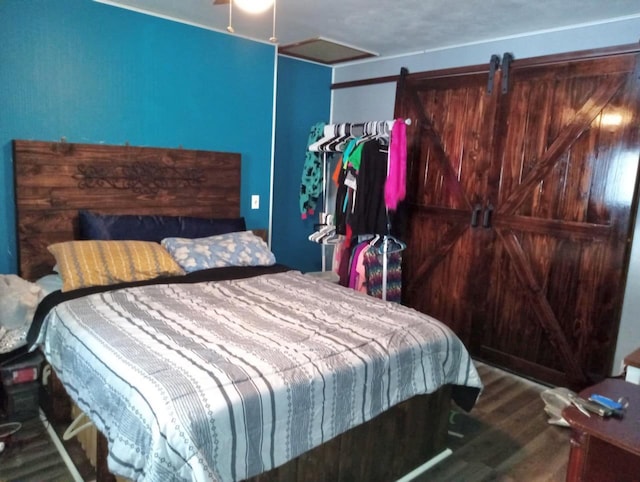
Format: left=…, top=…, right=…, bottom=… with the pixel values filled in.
left=73, top=162, right=206, bottom=195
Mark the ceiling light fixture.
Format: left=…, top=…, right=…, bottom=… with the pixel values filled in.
left=234, top=0, right=274, bottom=14
left=224, top=0, right=277, bottom=43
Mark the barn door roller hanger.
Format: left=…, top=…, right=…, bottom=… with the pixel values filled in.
left=486, top=52, right=515, bottom=94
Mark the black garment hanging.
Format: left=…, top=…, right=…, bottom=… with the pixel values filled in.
left=350, top=139, right=389, bottom=236
left=334, top=138, right=390, bottom=237
left=334, top=161, right=350, bottom=236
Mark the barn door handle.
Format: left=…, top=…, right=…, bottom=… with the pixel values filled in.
left=482, top=203, right=494, bottom=228
left=470, top=204, right=483, bottom=227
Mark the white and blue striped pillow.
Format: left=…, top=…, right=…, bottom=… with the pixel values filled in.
left=161, top=231, right=276, bottom=273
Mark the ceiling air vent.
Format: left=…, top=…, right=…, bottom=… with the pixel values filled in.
left=278, top=37, right=377, bottom=65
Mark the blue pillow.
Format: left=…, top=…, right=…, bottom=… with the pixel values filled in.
left=79, top=211, right=246, bottom=243
left=161, top=231, right=276, bottom=272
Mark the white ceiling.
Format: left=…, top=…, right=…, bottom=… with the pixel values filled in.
left=98, top=0, right=640, bottom=62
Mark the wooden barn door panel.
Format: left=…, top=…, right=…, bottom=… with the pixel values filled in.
left=396, top=48, right=640, bottom=387
left=399, top=69, right=500, bottom=345
left=481, top=53, right=640, bottom=385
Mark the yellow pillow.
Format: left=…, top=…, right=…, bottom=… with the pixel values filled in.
left=48, top=240, right=184, bottom=292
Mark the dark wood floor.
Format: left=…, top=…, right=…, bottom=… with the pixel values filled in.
left=0, top=417, right=76, bottom=482
left=0, top=409, right=94, bottom=481
left=0, top=362, right=570, bottom=482
left=419, top=362, right=570, bottom=482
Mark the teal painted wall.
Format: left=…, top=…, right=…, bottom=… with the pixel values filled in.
left=272, top=56, right=332, bottom=272
left=0, top=0, right=275, bottom=274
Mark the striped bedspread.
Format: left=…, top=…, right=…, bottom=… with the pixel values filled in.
left=37, top=270, right=482, bottom=482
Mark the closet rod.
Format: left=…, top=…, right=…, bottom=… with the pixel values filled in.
left=309, top=118, right=411, bottom=153
left=324, top=118, right=411, bottom=130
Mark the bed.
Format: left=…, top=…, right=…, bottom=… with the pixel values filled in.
left=13, top=139, right=482, bottom=482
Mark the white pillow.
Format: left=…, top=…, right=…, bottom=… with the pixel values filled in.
left=161, top=231, right=276, bottom=272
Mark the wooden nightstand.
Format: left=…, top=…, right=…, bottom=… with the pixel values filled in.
left=562, top=379, right=640, bottom=482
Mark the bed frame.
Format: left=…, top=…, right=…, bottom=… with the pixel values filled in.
left=13, top=139, right=453, bottom=482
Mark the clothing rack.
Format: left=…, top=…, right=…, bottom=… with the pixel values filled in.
left=307, top=118, right=410, bottom=300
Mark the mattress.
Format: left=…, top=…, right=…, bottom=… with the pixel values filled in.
left=34, top=269, right=482, bottom=482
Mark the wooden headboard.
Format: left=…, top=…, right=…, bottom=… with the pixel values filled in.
left=13, top=140, right=241, bottom=280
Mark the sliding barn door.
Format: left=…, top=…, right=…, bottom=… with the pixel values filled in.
left=396, top=47, right=640, bottom=387
left=396, top=66, right=501, bottom=345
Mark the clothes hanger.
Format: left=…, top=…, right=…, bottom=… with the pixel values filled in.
left=312, top=124, right=332, bottom=151
left=355, top=121, right=376, bottom=146
left=321, top=229, right=341, bottom=245
left=373, top=121, right=392, bottom=146
left=318, top=124, right=342, bottom=152
left=310, top=226, right=334, bottom=242
left=356, top=121, right=389, bottom=146
left=309, top=214, right=335, bottom=242
left=327, top=123, right=352, bottom=152
left=375, top=234, right=406, bottom=254
left=351, top=123, right=365, bottom=139
left=308, top=124, right=337, bottom=152
left=309, top=224, right=334, bottom=242
left=368, top=234, right=381, bottom=247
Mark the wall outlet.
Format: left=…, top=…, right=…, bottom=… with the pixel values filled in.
left=251, top=195, right=260, bottom=210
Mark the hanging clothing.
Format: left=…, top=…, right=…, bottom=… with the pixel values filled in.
left=332, top=153, right=343, bottom=186
left=334, top=139, right=388, bottom=237
left=348, top=241, right=369, bottom=291
left=363, top=249, right=402, bottom=303
left=344, top=141, right=365, bottom=171
left=350, top=139, right=389, bottom=236
left=384, top=119, right=407, bottom=211
left=307, top=119, right=407, bottom=301
left=299, top=122, right=326, bottom=219
left=334, top=159, right=355, bottom=236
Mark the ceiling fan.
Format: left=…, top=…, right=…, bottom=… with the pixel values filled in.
left=213, top=0, right=277, bottom=41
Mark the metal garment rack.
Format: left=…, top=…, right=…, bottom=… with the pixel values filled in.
left=308, top=119, right=410, bottom=297
left=320, top=151, right=331, bottom=272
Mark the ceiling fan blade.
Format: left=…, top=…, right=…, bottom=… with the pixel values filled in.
left=213, top=0, right=230, bottom=4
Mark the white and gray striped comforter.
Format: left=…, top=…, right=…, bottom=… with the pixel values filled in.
left=37, top=270, right=482, bottom=482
